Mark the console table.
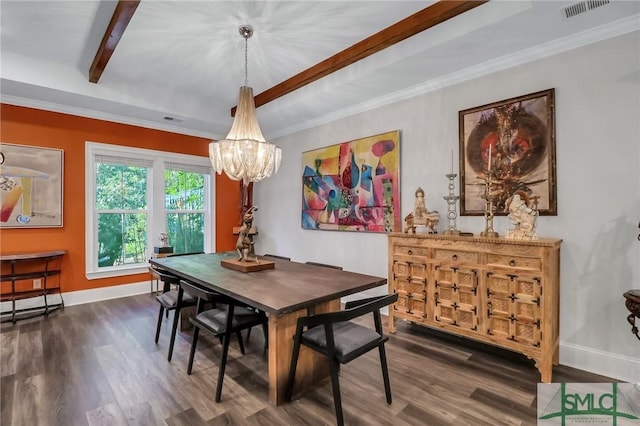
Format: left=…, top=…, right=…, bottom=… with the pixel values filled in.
left=0, top=250, right=66, bottom=323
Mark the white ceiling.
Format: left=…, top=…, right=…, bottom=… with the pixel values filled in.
left=1, top=1, right=639, bottom=141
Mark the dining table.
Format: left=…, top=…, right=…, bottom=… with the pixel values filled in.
left=149, top=251, right=387, bottom=405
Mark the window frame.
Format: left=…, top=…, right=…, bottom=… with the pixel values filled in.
left=85, top=142, right=215, bottom=279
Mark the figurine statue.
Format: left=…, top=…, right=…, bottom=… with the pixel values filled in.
left=505, top=191, right=538, bottom=240
left=237, top=206, right=259, bottom=262
left=403, top=213, right=416, bottom=234
left=413, top=187, right=440, bottom=233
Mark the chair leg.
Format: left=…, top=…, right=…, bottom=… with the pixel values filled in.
left=187, top=326, right=200, bottom=375
left=236, top=331, right=245, bottom=355
left=155, top=306, right=164, bottom=343
left=246, top=327, right=252, bottom=342
left=379, top=344, right=392, bottom=404
left=328, top=358, right=344, bottom=426
left=215, top=333, right=231, bottom=402
left=285, top=335, right=302, bottom=401
left=167, top=308, right=181, bottom=362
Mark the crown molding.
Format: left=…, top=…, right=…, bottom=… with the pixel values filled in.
left=271, top=15, right=640, bottom=140
left=0, top=94, right=218, bottom=140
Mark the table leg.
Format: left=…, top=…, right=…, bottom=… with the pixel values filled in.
left=268, top=298, right=340, bottom=405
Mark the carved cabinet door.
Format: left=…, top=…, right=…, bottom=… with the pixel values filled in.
left=392, top=260, right=428, bottom=320
left=486, top=271, right=542, bottom=346
left=434, top=264, right=479, bottom=331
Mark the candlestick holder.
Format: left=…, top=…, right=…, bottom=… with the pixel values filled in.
left=480, top=168, right=499, bottom=238
left=442, top=173, right=460, bottom=235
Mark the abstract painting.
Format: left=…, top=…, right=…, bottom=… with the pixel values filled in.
left=302, top=130, right=400, bottom=232
left=0, top=143, right=64, bottom=228
left=459, top=89, right=557, bottom=216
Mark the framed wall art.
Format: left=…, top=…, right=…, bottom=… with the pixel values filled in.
left=302, top=130, right=400, bottom=232
left=459, top=88, right=557, bottom=216
left=0, top=143, right=64, bottom=228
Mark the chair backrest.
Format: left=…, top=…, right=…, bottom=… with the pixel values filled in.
left=264, top=254, right=291, bottom=260
left=151, top=268, right=181, bottom=285
left=298, top=294, right=398, bottom=329
left=179, top=280, right=248, bottom=307
left=305, top=261, right=343, bottom=270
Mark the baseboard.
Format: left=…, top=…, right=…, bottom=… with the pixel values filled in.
left=62, top=281, right=151, bottom=306
left=560, top=341, right=640, bottom=383
left=0, top=281, right=151, bottom=314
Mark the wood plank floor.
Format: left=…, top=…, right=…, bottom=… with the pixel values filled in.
left=1, top=293, right=614, bottom=426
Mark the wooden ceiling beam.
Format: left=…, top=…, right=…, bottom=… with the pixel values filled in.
left=89, top=0, right=140, bottom=83
left=232, top=0, right=488, bottom=116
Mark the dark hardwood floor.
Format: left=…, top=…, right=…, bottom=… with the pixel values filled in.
left=1, top=293, right=614, bottom=426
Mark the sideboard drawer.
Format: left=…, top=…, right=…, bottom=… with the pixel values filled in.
left=487, top=253, right=541, bottom=271
left=433, top=248, right=478, bottom=264
left=393, top=245, right=429, bottom=258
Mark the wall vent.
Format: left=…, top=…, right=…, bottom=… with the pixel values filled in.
left=562, top=0, right=610, bottom=19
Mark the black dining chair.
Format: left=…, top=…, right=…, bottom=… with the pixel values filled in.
left=285, top=293, right=398, bottom=426
left=305, top=261, right=343, bottom=270
left=152, top=251, right=204, bottom=361
left=181, top=280, right=268, bottom=402
left=153, top=269, right=198, bottom=361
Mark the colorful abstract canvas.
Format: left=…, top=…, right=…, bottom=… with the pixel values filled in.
left=301, top=131, right=400, bottom=232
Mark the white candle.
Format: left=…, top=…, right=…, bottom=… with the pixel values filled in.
left=451, top=150, right=454, bottom=174
left=487, top=144, right=492, bottom=170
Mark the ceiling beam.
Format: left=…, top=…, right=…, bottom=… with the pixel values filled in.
left=89, top=0, right=140, bottom=83
left=232, top=0, right=488, bottom=116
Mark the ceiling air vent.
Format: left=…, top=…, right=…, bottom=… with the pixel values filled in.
left=562, top=0, right=610, bottom=19
left=163, top=116, right=183, bottom=123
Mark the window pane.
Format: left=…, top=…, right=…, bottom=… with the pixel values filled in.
left=96, top=163, right=147, bottom=210
left=165, top=170, right=205, bottom=210
left=123, top=213, right=148, bottom=264
left=98, top=213, right=147, bottom=266
left=96, top=163, right=124, bottom=209
left=167, top=213, right=204, bottom=254
left=123, top=166, right=148, bottom=209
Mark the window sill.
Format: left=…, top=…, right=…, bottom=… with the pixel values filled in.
left=86, top=265, right=149, bottom=280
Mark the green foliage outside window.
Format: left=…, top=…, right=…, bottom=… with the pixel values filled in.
left=96, top=163, right=148, bottom=267
left=165, top=170, right=205, bottom=254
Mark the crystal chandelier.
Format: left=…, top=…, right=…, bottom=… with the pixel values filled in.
left=209, top=25, right=281, bottom=186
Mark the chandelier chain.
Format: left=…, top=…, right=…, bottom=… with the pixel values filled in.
left=244, top=37, right=248, bottom=87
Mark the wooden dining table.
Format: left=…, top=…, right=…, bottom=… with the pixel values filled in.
left=149, top=252, right=387, bottom=405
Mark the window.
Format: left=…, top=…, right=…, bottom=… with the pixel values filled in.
left=95, top=157, right=150, bottom=267
left=86, top=142, right=214, bottom=279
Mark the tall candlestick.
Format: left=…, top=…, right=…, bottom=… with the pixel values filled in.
left=487, top=144, right=492, bottom=170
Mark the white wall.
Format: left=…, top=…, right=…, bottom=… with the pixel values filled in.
left=254, top=32, right=640, bottom=382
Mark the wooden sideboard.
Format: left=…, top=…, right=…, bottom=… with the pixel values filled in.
left=387, top=233, right=561, bottom=382
left=1, top=250, right=66, bottom=323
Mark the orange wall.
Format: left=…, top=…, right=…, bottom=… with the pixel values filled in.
left=0, top=104, right=240, bottom=292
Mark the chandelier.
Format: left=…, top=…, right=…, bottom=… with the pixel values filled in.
left=209, top=25, right=281, bottom=186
